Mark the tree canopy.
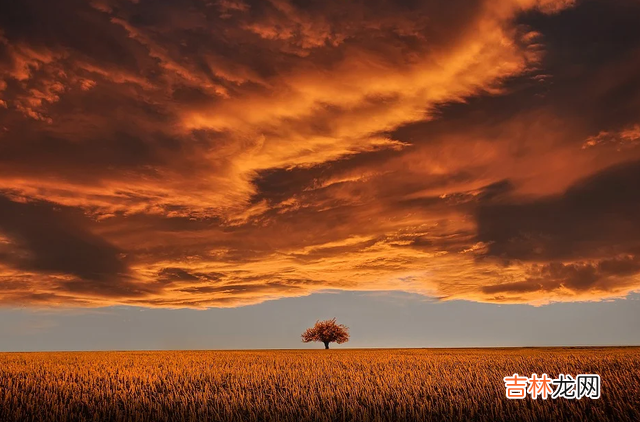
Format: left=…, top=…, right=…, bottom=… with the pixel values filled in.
left=301, top=318, right=349, bottom=349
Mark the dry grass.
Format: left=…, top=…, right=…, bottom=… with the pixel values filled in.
left=1, top=347, right=639, bottom=421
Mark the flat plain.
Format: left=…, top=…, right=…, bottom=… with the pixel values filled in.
left=1, top=347, right=639, bottom=421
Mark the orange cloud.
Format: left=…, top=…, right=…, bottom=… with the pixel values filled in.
left=1, top=0, right=640, bottom=308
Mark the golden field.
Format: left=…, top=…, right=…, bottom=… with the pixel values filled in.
left=0, top=348, right=639, bottom=422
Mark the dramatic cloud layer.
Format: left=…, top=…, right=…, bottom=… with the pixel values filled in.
left=1, top=0, right=639, bottom=307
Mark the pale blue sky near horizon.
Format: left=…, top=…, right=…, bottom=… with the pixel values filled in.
left=1, top=290, right=639, bottom=352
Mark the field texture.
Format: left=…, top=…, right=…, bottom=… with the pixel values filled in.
left=1, top=348, right=639, bottom=422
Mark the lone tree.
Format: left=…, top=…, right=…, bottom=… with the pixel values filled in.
left=301, top=318, right=349, bottom=349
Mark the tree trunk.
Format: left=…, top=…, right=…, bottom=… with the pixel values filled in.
left=324, top=342, right=330, bottom=349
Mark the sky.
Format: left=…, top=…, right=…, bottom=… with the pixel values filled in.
left=3, top=292, right=640, bottom=351
left=0, top=0, right=639, bottom=350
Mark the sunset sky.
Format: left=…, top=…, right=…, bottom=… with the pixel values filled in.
left=1, top=0, right=639, bottom=349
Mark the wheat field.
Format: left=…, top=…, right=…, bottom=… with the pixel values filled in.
left=0, top=347, right=639, bottom=421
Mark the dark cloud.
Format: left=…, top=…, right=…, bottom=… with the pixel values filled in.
left=518, top=0, right=640, bottom=126
left=251, top=147, right=403, bottom=205
left=157, top=267, right=224, bottom=284
left=482, top=256, right=640, bottom=296
left=476, top=160, right=640, bottom=261
left=0, top=194, right=129, bottom=283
